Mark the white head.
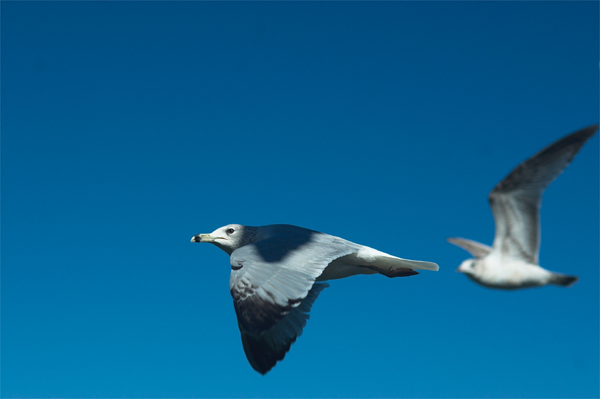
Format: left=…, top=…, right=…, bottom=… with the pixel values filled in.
left=456, top=258, right=479, bottom=276
left=191, top=224, right=259, bottom=255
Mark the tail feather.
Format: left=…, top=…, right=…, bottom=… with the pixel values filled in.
left=550, top=273, right=578, bottom=287
left=356, top=247, right=439, bottom=272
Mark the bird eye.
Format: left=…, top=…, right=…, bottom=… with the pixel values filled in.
left=226, top=228, right=235, bottom=235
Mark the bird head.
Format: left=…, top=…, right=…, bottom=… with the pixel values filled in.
left=456, top=258, right=478, bottom=275
left=191, top=224, right=258, bottom=255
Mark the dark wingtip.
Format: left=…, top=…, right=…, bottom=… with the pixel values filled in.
left=550, top=274, right=579, bottom=287
left=240, top=328, right=290, bottom=375
left=380, top=267, right=420, bottom=278
left=571, top=124, right=598, bottom=142
left=237, top=283, right=330, bottom=375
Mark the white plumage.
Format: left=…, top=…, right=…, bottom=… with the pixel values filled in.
left=192, top=223, right=438, bottom=374
left=449, top=125, right=597, bottom=289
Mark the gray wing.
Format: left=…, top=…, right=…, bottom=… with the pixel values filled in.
left=489, top=125, right=597, bottom=263
left=447, top=237, right=492, bottom=258
left=229, top=228, right=360, bottom=335
left=239, top=282, right=328, bottom=375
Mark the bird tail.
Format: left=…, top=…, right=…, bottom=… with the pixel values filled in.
left=355, top=247, right=439, bottom=272
left=549, top=273, right=578, bottom=287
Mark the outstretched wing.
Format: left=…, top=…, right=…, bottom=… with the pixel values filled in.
left=239, top=283, right=328, bottom=375
left=489, top=125, right=597, bottom=263
left=229, top=227, right=360, bottom=335
left=447, top=237, right=492, bottom=258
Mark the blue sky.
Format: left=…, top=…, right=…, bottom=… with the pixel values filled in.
left=1, top=2, right=598, bottom=398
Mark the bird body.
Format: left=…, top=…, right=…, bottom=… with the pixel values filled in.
left=449, top=125, right=597, bottom=290
left=192, top=223, right=438, bottom=374
left=457, top=252, right=559, bottom=289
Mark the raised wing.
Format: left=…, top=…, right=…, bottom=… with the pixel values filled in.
left=447, top=237, right=492, bottom=258
left=489, top=125, right=597, bottom=263
left=229, top=228, right=360, bottom=335
left=239, top=282, right=328, bottom=375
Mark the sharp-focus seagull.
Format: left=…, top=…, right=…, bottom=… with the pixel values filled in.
left=448, top=125, right=597, bottom=290
left=191, top=224, right=439, bottom=374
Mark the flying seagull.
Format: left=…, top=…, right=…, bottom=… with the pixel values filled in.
left=191, top=223, right=439, bottom=374
left=448, top=125, right=597, bottom=289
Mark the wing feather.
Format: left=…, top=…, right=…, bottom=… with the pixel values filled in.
left=239, top=283, right=329, bottom=375
left=489, top=125, right=597, bottom=263
left=229, top=227, right=360, bottom=335
left=447, top=237, right=492, bottom=258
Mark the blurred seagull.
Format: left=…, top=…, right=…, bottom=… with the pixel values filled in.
left=448, top=125, right=597, bottom=289
left=191, top=223, right=438, bottom=374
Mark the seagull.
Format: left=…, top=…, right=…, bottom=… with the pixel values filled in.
left=191, top=223, right=438, bottom=374
left=448, top=125, right=597, bottom=290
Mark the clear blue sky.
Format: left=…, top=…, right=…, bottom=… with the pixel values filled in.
left=2, top=2, right=598, bottom=398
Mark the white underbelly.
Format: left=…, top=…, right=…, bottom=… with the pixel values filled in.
left=476, top=260, right=552, bottom=288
